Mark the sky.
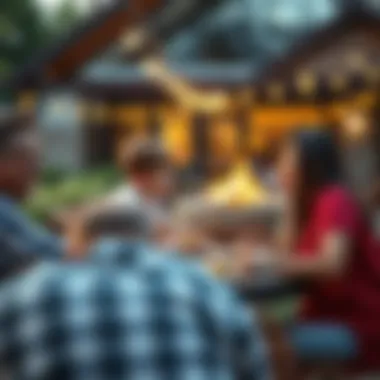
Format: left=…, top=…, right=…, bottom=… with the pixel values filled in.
left=36, top=0, right=91, bottom=12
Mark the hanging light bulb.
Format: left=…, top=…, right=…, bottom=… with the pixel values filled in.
left=141, top=57, right=230, bottom=113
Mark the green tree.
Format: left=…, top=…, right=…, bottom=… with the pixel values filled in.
left=0, top=0, right=51, bottom=101
left=0, top=0, right=49, bottom=79
left=50, top=0, right=80, bottom=37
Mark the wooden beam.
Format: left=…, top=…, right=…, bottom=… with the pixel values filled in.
left=47, top=0, right=164, bottom=82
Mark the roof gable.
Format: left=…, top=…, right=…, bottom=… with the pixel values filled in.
left=251, top=7, right=380, bottom=103
left=8, top=0, right=164, bottom=89
left=257, top=9, right=380, bottom=86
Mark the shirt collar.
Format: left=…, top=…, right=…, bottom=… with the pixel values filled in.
left=89, top=238, right=152, bottom=267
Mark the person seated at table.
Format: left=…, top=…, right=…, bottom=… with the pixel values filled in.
left=0, top=109, right=61, bottom=280
left=0, top=214, right=273, bottom=380
left=272, top=129, right=380, bottom=375
left=105, top=138, right=175, bottom=224
left=65, top=206, right=151, bottom=259
left=64, top=139, right=174, bottom=257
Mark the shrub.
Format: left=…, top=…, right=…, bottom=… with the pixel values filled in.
left=26, top=166, right=122, bottom=222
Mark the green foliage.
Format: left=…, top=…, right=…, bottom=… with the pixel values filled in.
left=26, top=166, right=122, bottom=222
left=48, top=0, right=81, bottom=38
left=1, top=0, right=49, bottom=78
left=1, top=0, right=82, bottom=99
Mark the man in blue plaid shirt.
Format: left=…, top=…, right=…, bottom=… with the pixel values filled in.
left=0, top=238, right=272, bottom=380
left=0, top=110, right=61, bottom=279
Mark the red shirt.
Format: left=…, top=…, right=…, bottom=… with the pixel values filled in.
left=297, top=185, right=380, bottom=369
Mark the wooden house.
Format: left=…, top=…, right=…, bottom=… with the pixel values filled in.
left=9, top=0, right=380, bottom=172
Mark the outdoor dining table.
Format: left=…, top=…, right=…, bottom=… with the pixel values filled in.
left=232, top=274, right=307, bottom=324
left=234, top=275, right=307, bottom=302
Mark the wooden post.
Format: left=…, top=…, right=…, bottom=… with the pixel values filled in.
left=192, top=113, right=209, bottom=181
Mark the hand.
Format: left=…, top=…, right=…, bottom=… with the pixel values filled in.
left=233, top=243, right=279, bottom=280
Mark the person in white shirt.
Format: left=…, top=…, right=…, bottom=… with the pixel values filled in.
left=65, top=139, right=175, bottom=257
left=106, top=139, right=175, bottom=240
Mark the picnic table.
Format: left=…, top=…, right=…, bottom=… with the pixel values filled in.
left=235, top=275, right=306, bottom=302
left=232, top=274, right=304, bottom=323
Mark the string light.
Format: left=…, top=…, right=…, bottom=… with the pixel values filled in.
left=141, top=58, right=230, bottom=113
left=296, top=70, right=316, bottom=97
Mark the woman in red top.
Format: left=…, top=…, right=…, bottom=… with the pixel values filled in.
left=276, top=130, right=380, bottom=373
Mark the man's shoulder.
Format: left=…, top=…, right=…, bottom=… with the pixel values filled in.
left=143, top=252, right=237, bottom=304
left=0, top=263, right=101, bottom=306
left=0, top=263, right=57, bottom=310
left=92, top=240, right=233, bottom=302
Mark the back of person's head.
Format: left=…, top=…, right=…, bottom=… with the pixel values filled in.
left=0, top=109, right=38, bottom=199
left=65, top=206, right=151, bottom=260
left=84, top=207, right=150, bottom=243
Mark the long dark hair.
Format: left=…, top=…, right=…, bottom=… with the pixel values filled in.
left=292, top=129, right=343, bottom=227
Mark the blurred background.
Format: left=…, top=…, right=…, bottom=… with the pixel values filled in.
left=1, top=0, right=380, bottom=221
left=2, top=3, right=380, bottom=377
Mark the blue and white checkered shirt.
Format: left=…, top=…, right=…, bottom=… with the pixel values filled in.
left=0, top=195, right=61, bottom=279
left=0, top=240, right=272, bottom=380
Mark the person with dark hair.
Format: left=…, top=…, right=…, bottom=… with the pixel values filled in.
left=109, top=139, right=174, bottom=204
left=85, top=207, right=150, bottom=241
left=271, top=129, right=380, bottom=373
left=65, top=206, right=152, bottom=259
left=0, top=110, right=61, bottom=279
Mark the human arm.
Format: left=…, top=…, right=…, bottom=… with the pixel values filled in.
left=279, top=231, right=350, bottom=280
left=277, top=190, right=357, bottom=281
left=0, top=197, right=62, bottom=264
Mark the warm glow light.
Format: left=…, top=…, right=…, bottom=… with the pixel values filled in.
left=115, top=106, right=148, bottom=130
left=119, top=27, right=149, bottom=54
left=206, top=161, right=267, bottom=207
left=119, top=27, right=231, bottom=113
left=141, top=58, right=230, bottom=113
left=209, top=119, right=239, bottom=159
left=296, top=70, right=316, bottom=96
left=355, top=92, right=376, bottom=109
left=341, top=110, right=370, bottom=141
left=159, top=106, right=192, bottom=165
